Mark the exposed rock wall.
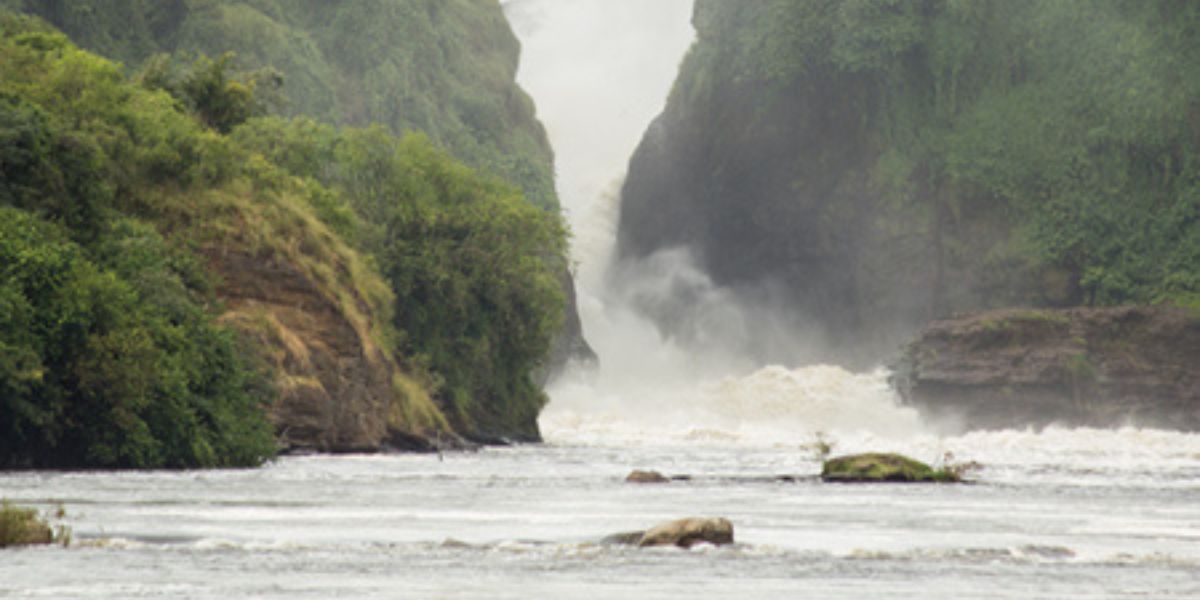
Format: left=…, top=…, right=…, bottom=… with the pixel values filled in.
left=207, top=249, right=394, bottom=452
left=894, top=307, right=1200, bottom=431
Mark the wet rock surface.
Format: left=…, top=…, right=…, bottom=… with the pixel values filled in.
left=602, top=517, right=735, bottom=549
left=894, top=306, right=1200, bottom=431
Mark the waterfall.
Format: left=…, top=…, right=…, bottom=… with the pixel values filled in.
left=502, top=0, right=924, bottom=446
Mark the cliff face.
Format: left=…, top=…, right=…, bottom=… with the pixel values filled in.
left=618, top=0, right=1200, bottom=364
left=894, top=307, right=1200, bottom=431
left=209, top=250, right=394, bottom=452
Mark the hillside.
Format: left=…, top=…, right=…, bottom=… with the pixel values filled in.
left=618, top=0, right=1200, bottom=363
left=3, top=0, right=557, bottom=209
left=0, top=14, right=567, bottom=467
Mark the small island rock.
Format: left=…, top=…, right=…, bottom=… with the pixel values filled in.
left=821, top=453, right=960, bottom=483
left=626, top=469, right=670, bottom=483
left=638, top=517, right=734, bottom=548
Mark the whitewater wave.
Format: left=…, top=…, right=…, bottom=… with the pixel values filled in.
left=542, top=363, right=923, bottom=447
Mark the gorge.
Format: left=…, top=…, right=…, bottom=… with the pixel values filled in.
left=2, top=2, right=1199, bottom=598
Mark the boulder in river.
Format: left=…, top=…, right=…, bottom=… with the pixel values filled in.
left=639, top=517, right=735, bottom=548
left=625, top=469, right=670, bottom=483
left=821, top=453, right=960, bottom=483
left=601, top=517, right=735, bottom=548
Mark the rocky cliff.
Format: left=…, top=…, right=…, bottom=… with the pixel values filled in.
left=208, top=249, right=437, bottom=453
left=618, top=0, right=1200, bottom=364
left=893, top=307, right=1200, bottom=431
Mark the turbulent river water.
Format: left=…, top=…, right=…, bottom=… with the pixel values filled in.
left=3, top=2, right=1199, bottom=598
left=3, top=403, right=1200, bottom=599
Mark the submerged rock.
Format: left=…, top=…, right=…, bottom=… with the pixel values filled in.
left=821, top=453, right=960, bottom=483
left=625, top=470, right=670, bottom=483
left=600, top=531, right=647, bottom=546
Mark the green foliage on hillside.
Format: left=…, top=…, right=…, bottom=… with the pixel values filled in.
left=7, top=0, right=558, bottom=210
left=625, top=0, right=1200, bottom=356
left=0, top=14, right=567, bottom=464
left=0, top=21, right=277, bottom=467
left=234, top=118, right=566, bottom=440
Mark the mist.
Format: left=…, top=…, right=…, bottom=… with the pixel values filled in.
left=502, top=0, right=919, bottom=445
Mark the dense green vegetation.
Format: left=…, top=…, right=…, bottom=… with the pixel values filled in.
left=0, top=20, right=275, bottom=467
left=620, top=0, right=1200, bottom=359
left=0, top=500, right=65, bottom=547
left=0, top=12, right=567, bottom=466
left=2, top=0, right=558, bottom=210
left=234, top=118, right=566, bottom=440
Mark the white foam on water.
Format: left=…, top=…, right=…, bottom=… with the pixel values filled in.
left=542, top=363, right=924, bottom=447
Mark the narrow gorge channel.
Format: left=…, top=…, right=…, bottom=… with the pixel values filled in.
left=504, top=0, right=918, bottom=447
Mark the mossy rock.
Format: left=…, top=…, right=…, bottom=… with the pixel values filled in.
left=0, top=502, right=54, bottom=548
left=821, top=453, right=960, bottom=483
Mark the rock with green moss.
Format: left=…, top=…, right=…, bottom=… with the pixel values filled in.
left=821, top=453, right=960, bottom=484
left=0, top=502, right=54, bottom=548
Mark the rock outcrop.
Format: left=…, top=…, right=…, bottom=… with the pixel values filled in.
left=821, top=453, right=960, bottom=483
left=625, top=470, right=670, bottom=484
left=894, top=307, right=1200, bottom=431
left=208, top=249, right=403, bottom=453
left=639, top=517, right=734, bottom=548
left=603, top=517, right=735, bottom=549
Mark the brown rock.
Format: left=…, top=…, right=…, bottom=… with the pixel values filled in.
left=894, top=306, right=1200, bottom=431
left=626, top=470, right=670, bottom=483
left=637, top=517, right=734, bottom=548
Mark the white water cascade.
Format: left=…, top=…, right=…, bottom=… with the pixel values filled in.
left=502, top=0, right=923, bottom=447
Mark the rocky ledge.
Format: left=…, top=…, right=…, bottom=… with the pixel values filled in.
left=893, top=306, right=1200, bottom=431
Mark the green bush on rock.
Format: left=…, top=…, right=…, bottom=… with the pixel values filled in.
left=0, top=501, right=57, bottom=548
left=821, top=453, right=962, bottom=483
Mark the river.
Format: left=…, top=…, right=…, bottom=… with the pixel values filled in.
left=3, top=410, right=1199, bottom=598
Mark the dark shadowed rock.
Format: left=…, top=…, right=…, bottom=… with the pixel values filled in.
left=600, top=531, right=646, bottom=546
left=894, top=306, right=1200, bottom=431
